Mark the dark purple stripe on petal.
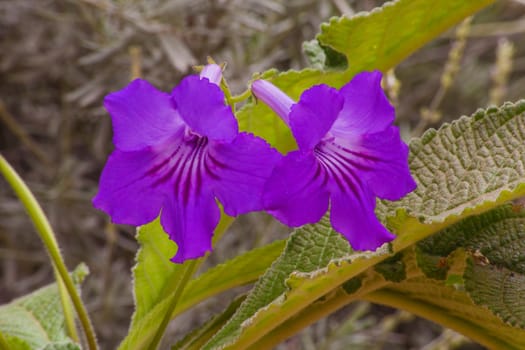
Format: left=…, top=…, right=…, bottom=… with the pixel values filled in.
left=314, top=140, right=363, bottom=196
left=143, top=133, right=211, bottom=206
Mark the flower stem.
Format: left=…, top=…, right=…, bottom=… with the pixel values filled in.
left=149, top=259, right=199, bottom=349
left=56, top=267, right=80, bottom=342
left=0, top=154, right=98, bottom=350
left=229, top=89, right=252, bottom=104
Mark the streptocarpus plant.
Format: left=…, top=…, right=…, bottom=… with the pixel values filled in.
left=2, top=0, right=525, bottom=349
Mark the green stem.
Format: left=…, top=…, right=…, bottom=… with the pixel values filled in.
left=229, top=89, right=252, bottom=104
left=222, top=79, right=235, bottom=108
left=0, top=154, right=98, bottom=350
left=222, top=77, right=251, bottom=109
left=55, top=267, right=80, bottom=342
left=149, top=259, right=199, bottom=349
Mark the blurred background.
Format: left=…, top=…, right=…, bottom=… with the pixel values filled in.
left=1, top=0, right=524, bottom=349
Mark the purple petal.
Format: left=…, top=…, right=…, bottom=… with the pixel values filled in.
left=172, top=75, right=238, bottom=141
left=104, top=79, right=184, bottom=151
left=290, top=84, right=344, bottom=151
left=93, top=148, right=167, bottom=225
left=334, top=126, right=416, bottom=200
left=330, top=71, right=395, bottom=138
left=263, top=151, right=329, bottom=227
left=251, top=80, right=294, bottom=125
left=160, top=190, right=220, bottom=263
left=329, top=182, right=395, bottom=251
left=200, top=64, right=222, bottom=86
left=208, top=133, right=282, bottom=216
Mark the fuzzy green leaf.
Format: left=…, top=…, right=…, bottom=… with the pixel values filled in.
left=417, top=204, right=525, bottom=275
left=248, top=245, right=525, bottom=350
left=465, top=260, right=525, bottom=329
left=0, top=265, right=87, bottom=350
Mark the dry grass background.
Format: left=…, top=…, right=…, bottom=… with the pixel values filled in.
left=1, top=0, right=525, bottom=349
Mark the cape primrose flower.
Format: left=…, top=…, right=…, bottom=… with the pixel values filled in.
left=252, top=71, right=416, bottom=250
left=93, top=64, right=281, bottom=263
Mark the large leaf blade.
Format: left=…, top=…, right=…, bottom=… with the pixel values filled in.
left=317, top=0, right=494, bottom=76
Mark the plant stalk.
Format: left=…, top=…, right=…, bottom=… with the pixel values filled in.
left=0, top=154, right=98, bottom=350
left=149, top=259, right=199, bottom=349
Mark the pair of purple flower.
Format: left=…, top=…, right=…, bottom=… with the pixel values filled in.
left=93, top=64, right=416, bottom=263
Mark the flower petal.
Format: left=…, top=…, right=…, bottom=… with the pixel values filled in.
left=200, top=64, right=222, bottom=85
left=330, top=71, right=395, bottom=138
left=290, top=84, right=344, bottom=151
left=160, top=190, right=220, bottom=263
left=251, top=80, right=294, bottom=125
left=334, top=126, right=416, bottom=200
left=329, top=182, right=395, bottom=251
left=263, top=151, right=329, bottom=227
left=93, top=148, right=167, bottom=225
left=209, top=133, right=282, bottom=216
left=104, top=79, right=184, bottom=151
left=172, top=75, right=238, bottom=141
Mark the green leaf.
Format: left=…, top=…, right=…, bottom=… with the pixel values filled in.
left=381, top=101, right=525, bottom=224
left=130, top=219, right=186, bottom=325
left=249, top=238, right=525, bottom=350
left=317, top=0, right=494, bottom=77
left=417, top=204, right=525, bottom=275
left=0, top=265, right=87, bottom=350
left=238, top=0, right=494, bottom=152
left=465, top=260, right=525, bottom=329
left=374, top=253, right=406, bottom=283
left=205, top=100, right=525, bottom=349
left=302, top=40, right=347, bottom=70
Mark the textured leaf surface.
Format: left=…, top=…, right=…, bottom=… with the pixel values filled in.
left=465, top=260, right=525, bottom=329
left=381, top=101, right=525, bottom=223
left=0, top=266, right=87, bottom=350
left=418, top=204, right=525, bottom=275
left=205, top=100, right=525, bottom=349
left=238, top=0, right=493, bottom=152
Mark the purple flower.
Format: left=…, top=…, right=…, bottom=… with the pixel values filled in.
left=252, top=71, right=416, bottom=250
left=93, top=64, right=281, bottom=263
